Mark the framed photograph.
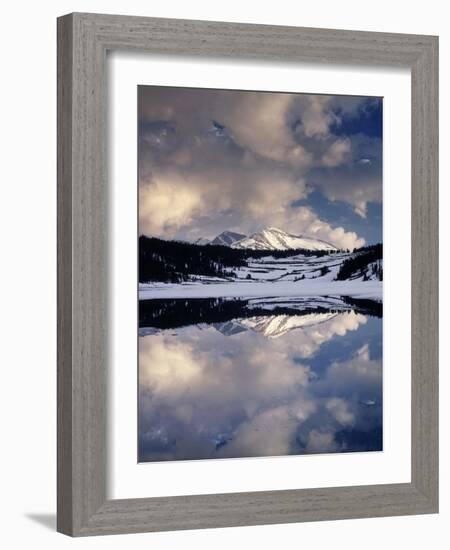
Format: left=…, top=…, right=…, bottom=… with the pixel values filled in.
left=57, top=13, right=438, bottom=536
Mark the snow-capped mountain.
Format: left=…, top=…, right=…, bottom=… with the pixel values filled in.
left=210, top=230, right=247, bottom=246
left=194, top=227, right=337, bottom=251
left=230, top=226, right=338, bottom=252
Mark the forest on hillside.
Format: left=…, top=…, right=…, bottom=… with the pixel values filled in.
left=139, top=236, right=382, bottom=283
left=335, top=244, right=383, bottom=281
left=139, top=236, right=246, bottom=282
left=139, top=236, right=338, bottom=283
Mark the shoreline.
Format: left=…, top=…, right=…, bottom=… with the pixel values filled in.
left=139, top=280, right=382, bottom=301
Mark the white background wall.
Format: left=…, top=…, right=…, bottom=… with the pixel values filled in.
left=0, top=1, right=447, bottom=548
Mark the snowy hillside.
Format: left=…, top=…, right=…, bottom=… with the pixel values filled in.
left=210, top=230, right=247, bottom=246
left=232, top=251, right=348, bottom=282
left=138, top=235, right=382, bottom=301
left=230, top=226, right=337, bottom=252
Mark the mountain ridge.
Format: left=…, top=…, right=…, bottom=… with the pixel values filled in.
left=198, top=226, right=339, bottom=252
left=230, top=226, right=338, bottom=252
left=210, top=230, right=247, bottom=247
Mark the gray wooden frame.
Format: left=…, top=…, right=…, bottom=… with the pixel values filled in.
left=57, top=12, right=438, bottom=537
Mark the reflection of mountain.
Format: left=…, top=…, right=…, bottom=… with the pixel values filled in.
left=215, top=312, right=338, bottom=339
left=139, top=295, right=381, bottom=335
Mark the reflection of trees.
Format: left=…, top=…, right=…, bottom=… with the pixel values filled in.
left=139, top=296, right=381, bottom=330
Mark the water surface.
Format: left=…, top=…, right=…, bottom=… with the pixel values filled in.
left=138, top=297, right=382, bottom=462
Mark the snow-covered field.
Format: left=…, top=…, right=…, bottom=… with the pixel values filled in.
left=232, top=252, right=349, bottom=282
left=139, top=279, right=382, bottom=301
left=139, top=252, right=382, bottom=301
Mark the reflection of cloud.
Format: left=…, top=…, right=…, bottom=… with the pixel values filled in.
left=139, top=337, right=206, bottom=393
left=227, top=311, right=367, bottom=361
left=293, top=311, right=367, bottom=356
left=321, top=343, right=382, bottom=393
left=326, top=398, right=355, bottom=426
left=138, top=87, right=374, bottom=248
left=306, top=430, right=337, bottom=453
left=223, top=400, right=316, bottom=458
left=139, top=312, right=381, bottom=461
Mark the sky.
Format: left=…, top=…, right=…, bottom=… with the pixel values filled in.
left=138, top=86, right=382, bottom=249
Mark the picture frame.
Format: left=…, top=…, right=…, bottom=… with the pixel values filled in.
left=57, top=12, right=438, bottom=536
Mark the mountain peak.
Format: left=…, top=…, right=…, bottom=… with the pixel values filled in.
left=210, top=230, right=247, bottom=247
left=263, top=226, right=284, bottom=233
left=205, top=226, right=338, bottom=251
left=265, top=225, right=281, bottom=230
left=231, top=226, right=337, bottom=252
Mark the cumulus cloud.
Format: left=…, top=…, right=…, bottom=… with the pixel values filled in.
left=314, top=139, right=381, bottom=219
left=139, top=170, right=365, bottom=248
left=322, top=138, right=352, bottom=167
left=279, top=206, right=366, bottom=249
left=138, top=86, right=379, bottom=244
left=215, top=92, right=312, bottom=167
left=291, top=94, right=341, bottom=139
left=139, top=164, right=307, bottom=238
left=139, top=173, right=206, bottom=237
left=140, top=88, right=318, bottom=168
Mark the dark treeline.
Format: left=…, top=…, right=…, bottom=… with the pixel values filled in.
left=139, top=236, right=245, bottom=282
left=251, top=248, right=334, bottom=259
left=336, top=243, right=383, bottom=281
left=139, top=236, right=339, bottom=282
left=353, top=243, right=382, bottom=254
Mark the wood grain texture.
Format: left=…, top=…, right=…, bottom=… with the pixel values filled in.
left=57, top=12, right=439, bottom=536
left=410, top=35, right=439, bottom=506
left=58, top=12, right=108, bottom=535
left=57, top=13, right=74, bottom=535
